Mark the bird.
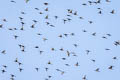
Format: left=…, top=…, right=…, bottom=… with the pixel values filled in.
left=1, top=50, right=6, bottom=54
left=92, top=32, right=96, bottom=36
left=25, top=0, right=30, bottom=3
left=48, top=61, right=52, bottom=65
left=110, top=10, right=115, bottom=14
left=75, top=62, right=79, bottom=66
left=66, top=50, right=70, bottom=57
left=108, top=66, right=114, bottom=70
left=1, top=69, right=6, bottom=73
left=35, top=68, right=39, bottom=72
left=11, top=0, right=16, bottom=3
left=45, top=8, right=48, bottom=11
left=82, top=75, right=87, bottom=80
left=14, top=35, right=18, bottom=39
left=106, top=0, right=111, bottom=2
left=2, top=65, right=7, bottom=68
left=0, top=24, right=3, bottom=28
left=44, top=3, right=48, bottom=5
left=86, top=50, right=91, bottom=55
left=95, top=68, right=100, bottom=72
left=35, top=8, right=39, bottom=10
left=113, top=57, right=117, bottom=59
left=19, top=68, right=23, bottom=72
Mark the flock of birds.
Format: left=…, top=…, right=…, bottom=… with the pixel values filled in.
left=0, top=0, right=120, bottom=80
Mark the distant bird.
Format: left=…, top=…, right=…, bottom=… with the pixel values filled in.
left=113, top=57, right=117, bottom=60
left=45, top=8, right=48, bottom=11
left=92, top=32, right=96, bottom=36
left=70, top=33, right=75, bottom=36
left=58, top=35, right=63, bottom=38
left=110, top=10, right=115, bottom=14
left=66, top=50, right=70, bottom=57
left=73, top=44, right=78, bottom=47
left=19, top=68, right=23, bottom=72
left=40, top=51, right=44, bottom=54
left=54, top=16, right=58, bottom=19
left=86, top=50, right=91, bottom=55
left=106, top=0, right=111, bottom=2
left=3, top=19, right=7, bottom=22
left=59, top=48, right=64, bottom=51
left=82, top=3, right=87, bottom=6
left=45, top=15, right=49, bottom=19
left=44, top=3, right=48, bottom=5
left=21, top=12, right=26, bottom=14
left=83, top=30, right=87, bottom=32
left=98, top=11, right=102, bottom=14
left=1, top=69, right=6, bottom=73
left=35, top=8, right=39, bottom=10
left=3, top=65, right=7, bottom=68
left=95, top=68, right=100, bottom=72
left=45, top=68, right=48, bottom=71
left=31, top=24, right=35, bottom=28
left=14, top=58, right=18, bottom=62
left=91, top=59, right=96, bottom=62
left=62, top=58, right=66, bottom=60
left=35, top=68, right=39, bottom=72
left=43, top=38, right=48, bottom=41
left=25, top=0, right=30, bottom=3
left=33, top=20, right=38, bottom=23
left=48, top=61, right=52, bottom=65
left=11, top=0, right=16, bottom=3
left=88, top=21, right=93, bottom=24
left=51, top=48, right=55, bottom=51
left=0, top=24, right=3, bottom=28
left=19, top=17, right=23, bottom=21
left=106, top=34, right=111, bottom=36
left=75, top=62, right=79, bottom=66
left=108, top=66, right=114, bottom=70
left=63, top=19, right=67, bottom=24
left=102, top=36, right=107, bottom=39
left=14, top=35, right=18, bottom=39
left=82, top=75, right=87, bottom=80
left=105, top=48, right=110, bottom=50
left=1, top=50, right=6, bottom=54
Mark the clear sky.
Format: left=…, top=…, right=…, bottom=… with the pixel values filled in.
left=0, top=0, right=120, bottom=80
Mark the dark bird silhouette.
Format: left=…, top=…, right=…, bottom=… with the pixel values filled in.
left=11, top=0, right=16, bottom=3
left=110, top=10, right=115, bottom=14
left=66, top=50, right=70, bottom=57
left=44, top=3, right=48, bottom=5
left=106, top=0, right=111, bottom=2
left=86, top=50, right=91, bottom=55
left=82, top=75, right=87, bottom=80
left=0, top=24, right=3, bottom=28
left=108, top=66, right=114, bottom=70
left=95, top=68, right=100, bottom=72
left=113, top=57, right=117, bottom=60
left=54, top=16, right=58, bottom=19
left=45, top=8, right=48, bottom=11
left=19, top=68, right=23, bottom=72
left=35, top=8, right=39, bottom=10
left=1, top=69, right=6, bottom=73
left=2, top=65, right=7, bottom=68
left=35, top=68, right=39, bottom=72
left=92, top=32, right=96, bottom=36
left=75, top=62, right=79, bottom=66
left=14, top=35, right=18, bottom=39
left=21, top=12, right=26, bottom=14
left=1, top=50, right=6, bottom=54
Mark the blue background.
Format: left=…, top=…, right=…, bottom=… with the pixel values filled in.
left=0, top=0, right=120, bottom=80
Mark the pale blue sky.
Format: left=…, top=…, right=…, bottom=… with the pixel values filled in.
left=0, top=0, right=120, bottom=80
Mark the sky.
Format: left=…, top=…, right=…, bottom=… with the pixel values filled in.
left=0, top=0, right=120, bottom=80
